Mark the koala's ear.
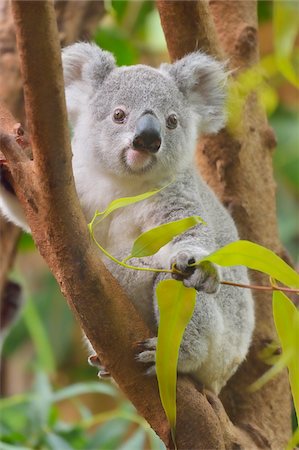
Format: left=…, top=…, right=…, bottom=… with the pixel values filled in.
left=62, top=42, right=115, bottom=88
left=62, top=43, right=115, bottom=125
left=160, top=52, right=228, bottom=134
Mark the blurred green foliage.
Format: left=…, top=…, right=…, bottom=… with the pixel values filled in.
left=1, top=0, right=298, bottom=448
left=0, top=372, right=164, bottom=449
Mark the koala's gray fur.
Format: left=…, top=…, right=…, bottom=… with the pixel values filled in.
left=0, top=43, right=254, bottom=394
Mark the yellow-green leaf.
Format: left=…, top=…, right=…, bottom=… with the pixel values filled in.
left=257, top=340, right=281, bottom=366
left=125, top=216, right=205, bottom=260
left=156, top=280, right=196, bottom=438
left=249, top=351, right=290, bottom=392
left=273, top=291, right=299, bottom=421
left=89, top=182, right=172, bottom=228
left=201, top=240, right=299, bottom=288
left=273, top=1, right=299, bottom=88
left=286, top=427, right=299, bottom=450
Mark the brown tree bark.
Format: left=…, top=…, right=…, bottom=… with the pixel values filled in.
left=0, top=0, right=105, bottom=302
left=0, top=1, right=291, bottom=449
left=158, top=0, right=291, bottom=448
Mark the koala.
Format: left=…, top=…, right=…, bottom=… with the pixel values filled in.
left=0, top=43, right=254, bottom=394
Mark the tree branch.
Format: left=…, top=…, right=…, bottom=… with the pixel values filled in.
left=157, top=0, right=223, bottom=60
left=157, top=0, right=291, bottom=448
left=5, top=2, right=238, bottom=449
left=0, top=0, right=105, bottom=320
left=0, top=103, right=22, bottom=335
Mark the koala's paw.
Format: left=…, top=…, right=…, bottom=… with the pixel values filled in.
left=136, top=337, right=157, bottom=375
left=170, top=251, right=220, bottom=293
left=88, top=354, right=111, bottom=379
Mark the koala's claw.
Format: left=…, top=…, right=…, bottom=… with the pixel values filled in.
left=88, top=354, right=102, bottom=368
left=135, top=337, right=157, bottom=351
left=98, top=369, right=111, bottom=379
left=136, top=337, right=157, bottom=375
left=171, top=252, right=220, bottom=293
left=171, top=252, right=196, bottom=280
left=88, top=354, right=111, bottom=379
left=136, top=350, right=156, bottom=364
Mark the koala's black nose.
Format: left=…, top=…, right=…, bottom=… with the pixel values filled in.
left=133, top=113, right=161, bottom=153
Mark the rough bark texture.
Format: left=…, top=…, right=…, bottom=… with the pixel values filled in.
left=1, top=0, right=292, bottom=449
left=0, top=103, right=22, bottom=335
left=157, top=0, right=223, bottom=61
left=0, top=0, right=105, bottom=300
left=158, top=0, right=291, bottom=448
left=2, top=2, right=235, bottom=449
left=55, top=0, right=105, bottom=46
left=0, top=104, right=20, bottom=300
left=0, top=2, right=23, bottom=308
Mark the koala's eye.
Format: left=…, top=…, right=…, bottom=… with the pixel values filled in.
left=113, top=108, right=126, bottom=123
left=166, top=113, right=178, bottom=129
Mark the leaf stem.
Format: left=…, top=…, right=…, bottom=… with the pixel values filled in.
left=89, top=217, right=298, bottom=294
left=90, top=227, right=173, bottom=274
left=220, top=280, right=299, bottom=294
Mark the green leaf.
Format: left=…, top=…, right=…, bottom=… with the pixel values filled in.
left=249, top=351, right=290, bottom=392
left=85, top=419, right=128, bottom=450
left=202, top=240, right=299, bottom=288
left=51, top=382, right=117, bottom=403
left=44, top=432, right=74, bottom=450
left=0, top=393, right=32, bottom=410
left=23, top=298, right=56, bottom=373
left=111, top=0, right=129, bottom=23
left=89, top=183, right=171, bottom=229
left=94, top=27, right=139, bottom=66
left=273, top=291, right=299, bottom=420
left=17, top=233, right=35, bottom=252
left=148, top=428, right=166, bottom=450
left=286, top=427, right=299, bottom=450
left=0, top=443, right=31, bottom=450
left=126, top=216, right=205, bottom=260
left=118, top=428, right=146, bottom=450
left=156, top=280, right=196, bottom=438
left=273, top=1, right=299, bottom=87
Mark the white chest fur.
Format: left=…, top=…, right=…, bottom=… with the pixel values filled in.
left=73, top=164, right=155, bottom=259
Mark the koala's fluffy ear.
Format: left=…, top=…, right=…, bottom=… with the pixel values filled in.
left=62, top=43, right=115, bottom=124
left=160, top=52, right=228, bottom=134
left=62, top=42, right=115, bottom=87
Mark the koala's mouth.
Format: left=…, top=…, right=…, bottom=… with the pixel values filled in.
left=121, top=147, right=157, bottom=173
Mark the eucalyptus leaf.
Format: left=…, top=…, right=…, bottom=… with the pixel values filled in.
left=89, top=183, right=171, bottom=228
left=156, top=280, right=196, bottom=436
left=31, top=372, right=53, bottom=429
left=51, top=382, right=117, bottom=403
left=148, top=429, right=167, bottom=450
left=273, top=1, right=299, bottom=87
left=118, top=428, right=146, bottom=450
left=44, top=432, right=74, bottom=450
left=126, top=215, right=205, bottom=260
left=286, top=427, right=299, bottom=450
left=272, top=291, right=299, bottom=420
left=0, top=443, right=31, bottom=450
left=85, top=419, right=129, bottom=450
left=249, top=351, right=290, bottom=392
left=23, top=298, right=56, bottom=373
left=201, top=240, right=299, bottom=288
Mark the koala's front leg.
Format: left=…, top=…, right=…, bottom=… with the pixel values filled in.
left=137, top=251, right=221, bottom=378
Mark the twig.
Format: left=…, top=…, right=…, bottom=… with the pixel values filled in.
left=221, top=280, right=298, bottom=294
left=0, top=132, right=28, bottom=163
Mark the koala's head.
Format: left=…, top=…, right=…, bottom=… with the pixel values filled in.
left=63, top=43, right=227, bottom=181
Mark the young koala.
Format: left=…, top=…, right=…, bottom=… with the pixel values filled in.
left=0, top=43, right=254, bottom=394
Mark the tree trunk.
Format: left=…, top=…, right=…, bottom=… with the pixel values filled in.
left=0, top=0, right=105, bottom=306
left=0, top=0, right=292, bottom=448
left=157, top=1, right=291, bottom=448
